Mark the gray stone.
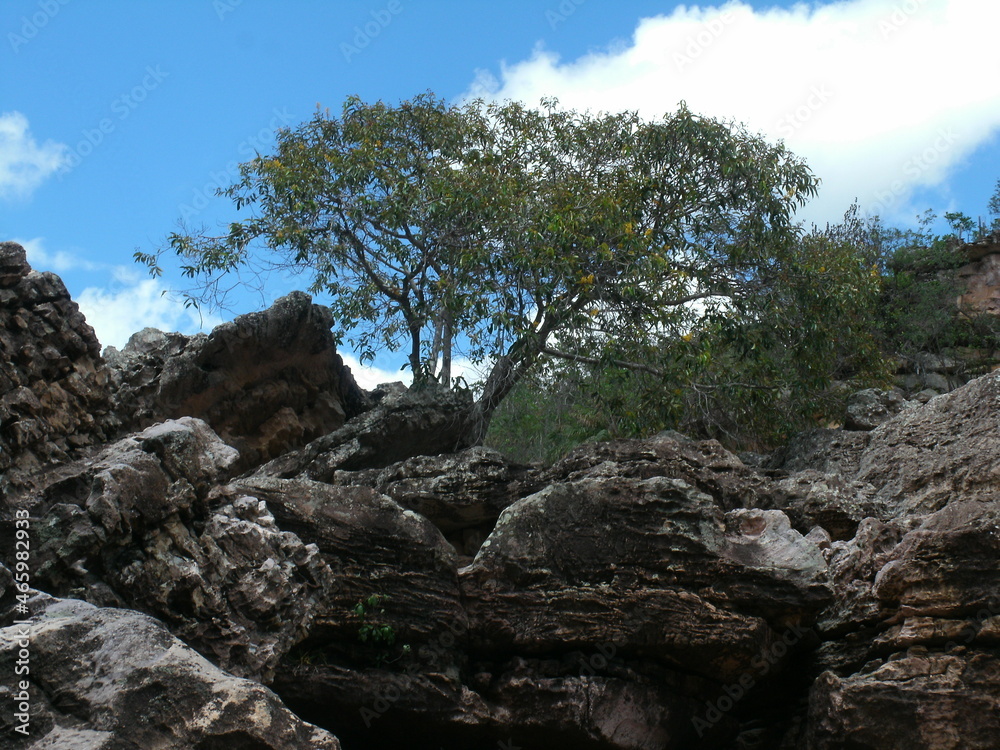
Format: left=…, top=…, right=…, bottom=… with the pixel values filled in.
left=0, top=594, right=341, bottom=749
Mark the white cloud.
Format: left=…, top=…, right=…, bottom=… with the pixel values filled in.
left=463, top=0, right=1000, bottom=225
left=338, top=353, right=489, bottom=392
left=14, top=237, right=103, bottom=273
left=76, top=268, right=225, bottom=351
left=0, top=112, right=68, bottom=200
left=340, top=353, right=411, bottom=391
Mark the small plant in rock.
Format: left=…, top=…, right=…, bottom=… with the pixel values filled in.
left=354, top=594, right=410, bottom=667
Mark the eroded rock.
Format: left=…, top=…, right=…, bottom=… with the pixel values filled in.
left=0, top=594, right=341, bottom=749
left=105, top=291, right=367, bottom=468
left=856, top=370, right=1000, bottom=515
left=0, top=242, right=116, bottom=497
left=806, top=652, right=1000, bottom=750
left=1, top=418, right=332, bottom=681
left=257, top=384, right=478, bottom=480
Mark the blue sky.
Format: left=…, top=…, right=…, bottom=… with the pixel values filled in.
left=3, top=0, right=999, bottom=387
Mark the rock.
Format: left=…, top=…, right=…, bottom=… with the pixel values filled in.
left=871, top=500, right=1000, bottom=633
left=105, top=291, right=368, bottom=468
left=816, top=517, right=913, bottom=645
left=767, top=428, right=869, bottom=476
left=0, top=240, right=30, bottom=285
left=543, top=432, right=774, bottom=511
left=764, top=470, right=884, bottom=540
left=856, top=370, right=1000, bottom=515
left=0, top=243, right=116, bottom=496
left=461, top=476, right=828, bottom=681
left=256, top=384, right=478, bottom=480
left=278, top=660, right=702, bottom=750
left=1, top=418, right=333, bottom=682
left=230, top=475, right=464, bottom=650
left=0, top=593, right=341, bottom=749
left=806, top=652, right=1000, bottom=749
left=843, top=388, right=912, bottom=431
left=957, top=250, right=1000, bottom=315
left=266, top=436, right=825, bottom=749
left=329, top=446, right=542, bottom=555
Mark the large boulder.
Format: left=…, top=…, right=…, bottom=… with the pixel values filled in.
left=462, top=475, right=829, bottom=679
left=105, top=291, right=368, bottom=468
left=856, top=369, right=1000, bottom=516
left=0, top=593, right=341, bottom=749
left=257, top=384, right=479, bottom=480
left=0, top=242, right=116, bottom=497
left=806, top=652, right=1000, bottom=749
left=327, top=445, right=542, bottom=555
left=230, top=474, right=464, bottom=653
left=0, top=418, right=333, bottom=681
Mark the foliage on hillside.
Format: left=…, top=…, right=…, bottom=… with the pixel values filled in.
left=489, top=184, right=1000, bottom=462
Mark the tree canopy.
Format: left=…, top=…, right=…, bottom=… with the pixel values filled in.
left=140, top=92, right=885, bottom=444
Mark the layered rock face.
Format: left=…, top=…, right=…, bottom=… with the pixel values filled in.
left=2, top=246, right=1000, bottom=749
left=0, top=242, right=116, bottom=496
left=106, top=289, right=369, bottom=468
left=0, top=592, right=342, bottom=749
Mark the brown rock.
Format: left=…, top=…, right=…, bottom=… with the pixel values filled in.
left=806, top=652, right=1000, bottom=749
left=105, top=291, right=368, bottom=468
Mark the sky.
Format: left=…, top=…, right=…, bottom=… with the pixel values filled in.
left=3, top=0, right=999, bottom=388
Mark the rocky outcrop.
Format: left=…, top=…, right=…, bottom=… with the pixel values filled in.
left=806, top=651, right=1000, bottom=749
left=856, top=370, right=1000, bottom=515
left=957, top=241, right=1000, bottom=315
left=4, top=247, right=1000, bottom=749
left=326, top=446, right=541, bottom=555
left=0, top=242, right=116, bottom=496
left=843, top=387, right=913, bottom=431
left=256, top=384, right=478, bottom=480
left=263, top=434, right=829, bottom=748
left=230, top=474, right=465, bottom=653
left=0, top=593, right=341, bottom=749
left=105, top=291, right=368, bottom=469
left=1, top=417, right=333, bottom=682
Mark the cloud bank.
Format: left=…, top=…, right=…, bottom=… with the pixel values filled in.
left=464, top=0, right=1000, bottom=225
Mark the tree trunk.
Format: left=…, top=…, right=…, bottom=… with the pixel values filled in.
left=469, top=338, right=543, bottom=444
left=408, top=323, right=423, bottom=383
left=440, top=313, right=452, bottom=388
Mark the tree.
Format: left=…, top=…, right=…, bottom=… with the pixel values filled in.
left=139, top=93, right=880, bottom=444
left=989, top=178, right=1000, bottom=232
